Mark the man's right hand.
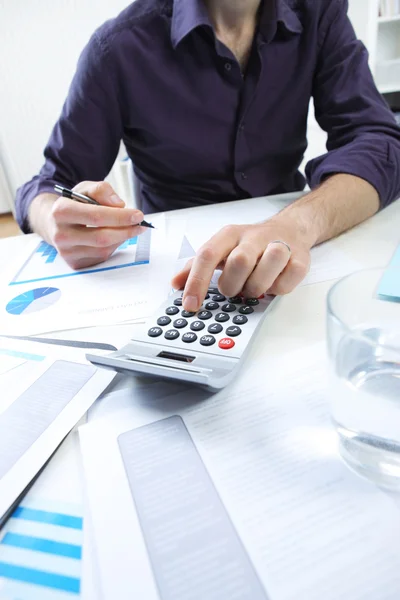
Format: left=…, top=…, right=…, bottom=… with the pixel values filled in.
left=29, top=181, right=146, bottom=270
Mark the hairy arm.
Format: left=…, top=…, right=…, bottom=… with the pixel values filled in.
left=279, top=173, right=380, bottom=247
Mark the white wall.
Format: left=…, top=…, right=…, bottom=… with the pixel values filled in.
left=0, top=0, right=373, bottom=213
left=0, top=0, right=130, bottom=208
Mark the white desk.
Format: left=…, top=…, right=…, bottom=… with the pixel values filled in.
left=1, top=192, right=400, bottom=597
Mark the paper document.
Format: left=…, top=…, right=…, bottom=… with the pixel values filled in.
left=80, top=344, right=400, bottom=600
left=0, top=497, right=84, bottom=600
left=0, top=214, right=184, bottom=336
left=0, top=338, right=115, bottom=526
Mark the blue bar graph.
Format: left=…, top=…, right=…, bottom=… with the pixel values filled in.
left=0, top=500, right=83, bottom=599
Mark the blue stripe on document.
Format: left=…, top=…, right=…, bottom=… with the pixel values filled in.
left=2, top=533, right=82, bottom=560
left=12, top=507, right=83, bottom=530
left=0, top=562, right=80, bottom=594
left=0, top=349, right=45, bottom=362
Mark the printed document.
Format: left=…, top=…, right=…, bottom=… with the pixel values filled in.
left=80, top=344, right=400, bottom=600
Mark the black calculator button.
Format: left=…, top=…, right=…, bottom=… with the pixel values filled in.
left=166, top=306, right=180, bottom=316
left=215, top=312, right=230, bottom=323
left=229, top=296, right=242, bottom=304
left=173, top=297, right=183, bottom=306
left=222, top=303, right=236, bottom=312
left=226, top=326, right=242, bottom=337
left=238, top=306, right=254, bottom=315
left=173, top=318, right=188, bottom=329
left=200, top=335, right=216, bottom=346
left=208, top=323, right=223, bottom=334
left=245, top=298, right=259, bottom=306
left=190, top=320, right=205, bottom=331
left=148, top=327, right=163, bottom=337
left=204, top=293, right=210, bottom=300
left=181, top=310, right=196, bottom=318
left=208, top=287, right=219, bottom=294
left=205, top=302, right=219, bottom=311
left=157, top=316, right=171, bottom=326
left=212, top=294, right=226, bottom=302
left=182, top=332, right=197, bottom=343
left=233, top=315, right=248, bottom=325
left=165, top=329, right=180, bottom=340
left=198, top=310, right=213, bottom=320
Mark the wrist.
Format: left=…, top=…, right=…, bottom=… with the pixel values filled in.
left=28, top=194, right=57, bottom=242
left=268, top=200, right=321, bottom=249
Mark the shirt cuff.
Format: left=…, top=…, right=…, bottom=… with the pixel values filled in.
left=15, top=176, right=62, bottom=234
left=305, top=137, right=399, bottom=210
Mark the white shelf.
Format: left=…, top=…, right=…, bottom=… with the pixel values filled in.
left=378, top=14, right=400, bottom=24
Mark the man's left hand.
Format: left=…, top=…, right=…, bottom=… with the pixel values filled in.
left=171, top=216, right=312, bottom=312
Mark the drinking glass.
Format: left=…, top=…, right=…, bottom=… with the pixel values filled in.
left=327, top=267, right=400, bottom=489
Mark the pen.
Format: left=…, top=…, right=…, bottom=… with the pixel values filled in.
left=54, top=185, right=154, bottom=229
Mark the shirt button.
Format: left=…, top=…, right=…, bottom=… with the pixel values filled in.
left=241, top=172, right=247, bottom=180
left=224, top=62, right=232, bottom=71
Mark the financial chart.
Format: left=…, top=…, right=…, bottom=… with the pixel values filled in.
left=9, top=229, right=152, bottom=287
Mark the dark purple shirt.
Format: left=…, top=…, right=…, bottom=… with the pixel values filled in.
left=16, top=0, right=400, bottom=232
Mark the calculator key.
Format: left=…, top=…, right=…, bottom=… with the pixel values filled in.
left=165, top=329, right=180, bottom=340
left=204, top=293, right=210, bottom=300
left=174, top=297, right=183, bottom=306
left=238, top=306, right=254, bottom=315
left=222, top=303, right=236, bottom=312
left=205, top=302, right=219, bottom=311
left=233, top=315, right=248, bottom=325
left=157, top=316, right=171, bottom=326
left=190, top=320, right=205, bottom=331
left=212, top=294, right=226, bottom=302
left=208, top=287, right=219, bottom=294
left=226, top=326, right=242, bottom=337
left=245, top=298, right=259, bottom=306
left=208, top=323, right=223, bottom=334
left=215, top=312, right=230, bottom=323
left=198, top=310, right=213, bottom=320
left=218, top=337, right=235, bottom=350
left=166, top=306, right=180, bottom=315
left=148, top=327, right=163, bottom=337
left=182, top=332, right=198, bottom=343
left=229, top=296, right=242, bottom=304
left=181, top=310, right=196, bottom=318
left=173, top=318, right=188, bottom=329
left=200, top=335, right=216, bottom=346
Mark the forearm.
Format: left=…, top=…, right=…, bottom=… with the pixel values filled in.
left=28, top=193, right=57, bottom=243
left=279, top=174, right=380, bottom=247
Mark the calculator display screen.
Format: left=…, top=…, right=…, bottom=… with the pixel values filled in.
left=157, top=351, right=195, bottom=364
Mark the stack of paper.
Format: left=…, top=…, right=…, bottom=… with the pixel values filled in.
left=79, top=344, right=400, bottom=600
left=0, top=338, right=115, bottom=527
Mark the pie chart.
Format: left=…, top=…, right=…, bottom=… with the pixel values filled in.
left=6, top=287, right=61, bottom=315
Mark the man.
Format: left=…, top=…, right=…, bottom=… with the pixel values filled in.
left=16, top=0, right=400, bottom=312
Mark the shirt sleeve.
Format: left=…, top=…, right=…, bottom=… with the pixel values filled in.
left=15, top=31, right=123, bottom=233
left=305, top=0, right=400, bottom=209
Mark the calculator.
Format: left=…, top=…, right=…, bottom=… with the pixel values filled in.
left=86, top=285, right=277, bottom=390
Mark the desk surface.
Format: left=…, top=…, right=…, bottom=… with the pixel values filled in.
left=1, top=192, right=400, bottom=597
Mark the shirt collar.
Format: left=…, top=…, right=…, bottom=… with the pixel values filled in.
left=171, top=0, right=211, bottom=49
left=259, top=0, right=303, bottom=41
left=170, top=0, right=303, bottom=49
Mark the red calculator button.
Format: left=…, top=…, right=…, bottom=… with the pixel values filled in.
left=258, top=294, right=265, bottom=299
left=219, top=337, right=235, bottom=350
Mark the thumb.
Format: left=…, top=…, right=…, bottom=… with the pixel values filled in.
left=73, top=181, right=126, bottom=207
left=171, top=258, right=194, bottom=291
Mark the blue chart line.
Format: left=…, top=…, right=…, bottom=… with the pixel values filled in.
left=0, top=502, right=83, bottom=598
left=10, top=229, right=150, bottom=286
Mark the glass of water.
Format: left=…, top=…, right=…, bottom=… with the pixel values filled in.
left=327, top=267, right=400, bottom=489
